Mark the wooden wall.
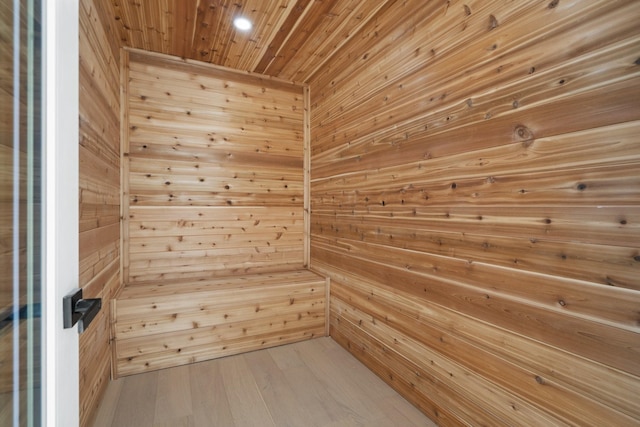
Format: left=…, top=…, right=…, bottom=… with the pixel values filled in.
left=112, top=270, right=327, bottom=377
left=309, top=1, right=640, bottom=425
left=79, top=0, right=122, bottom=425
left=122, top=49, right=306, bottom=284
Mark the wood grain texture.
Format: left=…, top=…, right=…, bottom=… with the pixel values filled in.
left=79, top=0, right=122, bottom=425
left=98, top=0, right=394, bottom=82
left=92, top=337, right=436, bottom=427
left=123, top=49, right=306, bottom=283
left=80, top=1, right=640, bottom=425
left=309, top=0, right=640, bottom=425
left=112, top=270, right=326, bottom=377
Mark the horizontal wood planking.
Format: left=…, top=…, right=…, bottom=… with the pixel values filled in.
left=311, top=1, right=640, bottom=158
left=309, top=0, right=640, bottom=425
left=115, top=278, right=321, bottom=327
left=312, top=54, right=640, bottom=177
left=314, top=243, right=639, bottom=379
left=79, top=0, right=123, bottom=426
left=311, top=122, right=640, bottom=207
left=113, top=270, right=327, bottom=377
left=123, top=51, right=305, bottom=284
left=116, top=326, right=324, bottom=378
left=323, top=264, right=640, bottom=421
left=127, top=206, right=304, bottom=282
left=312, top=216, right=639, bottom=291
left=116, top=51, right=323, bottom=379
left=123, top=50, right=306, bottom=282
left=331, top=312, right=564, bottom=426
left=116, top=305, right=324, bottom=357
left=313, top=237, right=640, bottom=330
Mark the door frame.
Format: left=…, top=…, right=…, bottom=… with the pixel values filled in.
left=42, top=0, right=79, bottom=425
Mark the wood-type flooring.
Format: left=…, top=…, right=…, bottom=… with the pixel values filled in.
left=91, top=337, right=436, bottom=427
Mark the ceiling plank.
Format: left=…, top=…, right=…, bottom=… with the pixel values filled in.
left=100, top=0, right=393, bottom=82
left=253, top=0, right=314, bottom=75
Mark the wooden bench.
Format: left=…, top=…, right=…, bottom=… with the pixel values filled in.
left=112, top=269, right=328, bottom=377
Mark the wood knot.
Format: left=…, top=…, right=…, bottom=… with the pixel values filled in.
left=464, top=5, right=471, bottom=16
left=548, top=0, right=559, bottom=8
left=514, top=124, right=535, bottom=145
left=535, top=375, right=545, bottom=384
left=489, top=14, right=498, bottom=30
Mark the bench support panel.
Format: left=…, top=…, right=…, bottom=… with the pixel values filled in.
left=112, top=270, right=327, bottom=377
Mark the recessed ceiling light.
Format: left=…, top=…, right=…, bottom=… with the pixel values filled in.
left=233, top=17, right=252, bottom=31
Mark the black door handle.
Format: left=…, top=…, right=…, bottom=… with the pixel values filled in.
left=63, top=288, right=102, bottom=334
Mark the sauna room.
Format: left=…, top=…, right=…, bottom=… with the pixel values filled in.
left=2, top=0, right=639, bottom=426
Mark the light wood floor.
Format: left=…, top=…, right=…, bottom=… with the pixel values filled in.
left=91, top=337, right=437, bottom=427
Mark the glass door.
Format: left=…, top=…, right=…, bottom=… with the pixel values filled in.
left=1, top=0, right=43, bottom=425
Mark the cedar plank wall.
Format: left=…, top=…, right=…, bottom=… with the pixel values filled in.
left=122, top=50, right=306, bottom=283
left=309, top=1, right=640, bottom=426
left=78, top=0, right=121, bottom=425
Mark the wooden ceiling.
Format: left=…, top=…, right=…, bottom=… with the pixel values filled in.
left=101, top=0, right=393, bottom=83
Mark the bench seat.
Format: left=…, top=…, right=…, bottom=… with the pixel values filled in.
left=112, top=269, right=328, bottom=377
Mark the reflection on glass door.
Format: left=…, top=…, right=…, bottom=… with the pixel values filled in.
left=1, top=0, right=43, bottom=425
